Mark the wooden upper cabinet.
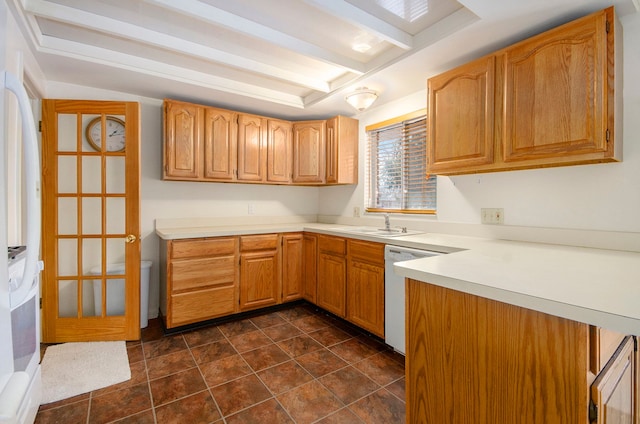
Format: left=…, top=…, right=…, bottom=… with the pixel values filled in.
left=428, top=56, right=495, bottom=174
left=203, top=107, right=237, bottom=181
left=427, top=6, right=619, bottom=176
left=267, top=119, right=292, bottom=183
left=163, top=99, right=358, bottom=185
left=326, top=116, right=358, bottom=185
left=502, top=7, right=612, bottom=163
left=292, top=120, right=325, bottom=184
left=164, top=100, right=203, bottom=180
left=237, top=113, right=267, bottom=182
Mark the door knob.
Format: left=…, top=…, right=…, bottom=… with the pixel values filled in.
left=125, top=234, right=137, bottom=243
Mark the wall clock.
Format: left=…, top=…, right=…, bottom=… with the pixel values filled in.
left=85, top=116, right=126, bottom=152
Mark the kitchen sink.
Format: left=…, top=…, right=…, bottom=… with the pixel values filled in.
left=329, top=226, right=423, bottom=238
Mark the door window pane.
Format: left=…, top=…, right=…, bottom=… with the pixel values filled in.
left=57, top=114, right=78, bottom=152
left=58, top=280, right=77, bottom=318
left=82, top=156, right=102, bottom=193
left=82, top=198, right=102, bottom=234
left=106, top=157, right=125, bottom=194
left=57, top=198, right=77, bottom=235
left=57, top=239, right=77, bottom=277
left=57, top=156, right=77, bottom=193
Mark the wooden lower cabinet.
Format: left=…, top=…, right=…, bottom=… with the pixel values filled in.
left=302, top=233, right=318, bottom=303
left=346, top=240, right=384, bottom=337
left=239, top=234, right=280, bottom=311
left=317, top=235, right=346, bottom=317
left=406, top=278, right=639, bottom=424
left=163, top=237, right=238, bottom=328
left=591, top=336, right=636, bottom=424
left=281, top=233, right=303, bottom=302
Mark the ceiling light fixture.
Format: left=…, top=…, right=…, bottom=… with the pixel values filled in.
left=345, top=87, right=379, bottom=111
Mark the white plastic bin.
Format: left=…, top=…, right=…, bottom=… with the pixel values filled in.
left=91, top=260, right=152, bottom=328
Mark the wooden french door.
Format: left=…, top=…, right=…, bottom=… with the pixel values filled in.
left=41, top=100, right=141, bottom=342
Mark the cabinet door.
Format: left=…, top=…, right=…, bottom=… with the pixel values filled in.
left=237, top=113, right=266, bottom=182
left=282, top=233, right=303, bottom=302
left=591, top=336, right=635, bottom=424
left=317, top=253, right=346, bottom=317
left=203, top=107, right=237, bottom=181
left=302, top=233, right=318, bottom=303
left=164, top=100, right=203, bottom=180
left=267, top=119, right=292, bottom=183
left=292, top=120, right=325, bottom=183
left=503, top=8, right=612, bottom=163
left=427, top=56, right=495, bottom=174
left=240, top=249, right=280, bottom=311
left=326, top=116, right=358, bottom=185
left=347, top=240, right=385, bottom=337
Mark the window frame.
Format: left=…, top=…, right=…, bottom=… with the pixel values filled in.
left=365, top=109, right=436, bottom=215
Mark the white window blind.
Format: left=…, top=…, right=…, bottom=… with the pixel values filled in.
left=366, top=111, right=436, bottom=213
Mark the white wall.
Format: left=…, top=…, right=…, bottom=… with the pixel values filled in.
left=319, top=11, right=640, bottom=251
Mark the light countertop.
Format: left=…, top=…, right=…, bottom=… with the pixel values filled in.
left=155, top=221, right=640, bottom=335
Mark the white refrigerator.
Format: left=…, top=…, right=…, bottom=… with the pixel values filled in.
left=0, top=70, right=42, bottom=424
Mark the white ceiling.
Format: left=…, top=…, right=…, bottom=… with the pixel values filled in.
left=7, top=0, right=640, bottom=120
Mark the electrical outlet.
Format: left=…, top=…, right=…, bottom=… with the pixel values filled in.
left=353, top=206, right=360, bottom=217
left=248, top=203, right=255, bottom=215
left=481, top=208, right=504, bottom=225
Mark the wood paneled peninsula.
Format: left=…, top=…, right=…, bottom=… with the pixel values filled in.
left=156, top=220, right=640, bottom=423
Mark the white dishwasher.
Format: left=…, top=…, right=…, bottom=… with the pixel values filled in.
left=384, top=245, right=443, bottom=354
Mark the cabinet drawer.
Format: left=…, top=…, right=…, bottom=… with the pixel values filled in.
left=348, top=239, right=384, bottom=265
left=170, top=286, right=235, bottom=327
left=171, top=256, right=236, bottom=292
left=589, top=326, right=626, bottom=375
left=170, top=237, right=236, bottom=259
left=318, top=235, right=346, bottom=255
left=240, top=234, right=279, bottom=251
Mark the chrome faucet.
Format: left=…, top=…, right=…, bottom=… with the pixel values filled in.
left=384, top=213, right=391, bottom=231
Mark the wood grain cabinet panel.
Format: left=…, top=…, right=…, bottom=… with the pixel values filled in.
left=163, top=100, right=203, bottom=180
left=406, top=278, right=590, bottom=423
left=237, top=113, right=267, bottom=182
left=203, top=107, right=237, bottom=181
left=281, top=233, right=303, bottom=302
left=591, top=336, right=636, bottom=424
left=163, top=237, right=238, bottom=328
left=325, top=116, right=358, bottom=185
left=502, top=8, right=612, bottom=163
left=346, top=240, right=384, bottom=337
left=428, top=56, right=495, bottom=174
left=239, top=234, right=280, bottom=311
left=427, top=7, right=619, bottom=175
left=316, top=235, right=346, bottom=317
left=267, top=119, right=292, bottom=183
left=292, top=120, right=325, bottom=184
left=302, top=233, right=318, bottom=303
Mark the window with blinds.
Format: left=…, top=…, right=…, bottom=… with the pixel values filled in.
left=365, top=110, right=436, bottom=213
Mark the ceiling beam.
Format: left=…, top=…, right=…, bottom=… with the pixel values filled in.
left=303, top=0, right=414, bottom=50
left=38, top=35, right=305, bottom=108
left=24, top=0, right=331, bottom=92
left=143, top=0, right=366, bottom=75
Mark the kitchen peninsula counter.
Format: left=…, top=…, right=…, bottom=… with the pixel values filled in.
left=155, top=219, right=640, bottom=335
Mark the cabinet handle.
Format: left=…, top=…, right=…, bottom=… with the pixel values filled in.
left=125, top=234, right=137, bottom=243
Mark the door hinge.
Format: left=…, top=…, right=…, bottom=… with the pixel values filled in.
left=606, top=20, right=610, bottom=33
left=39, top=297, right=42, bottom=308
left=38, top=120, right=42, bottom=132
left=606, top=129, right=610, bottom=142
left=589, top=399, right=598, bottom=423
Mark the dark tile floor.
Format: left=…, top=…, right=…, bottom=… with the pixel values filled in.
left=35, top=304, right=406, bottom=423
